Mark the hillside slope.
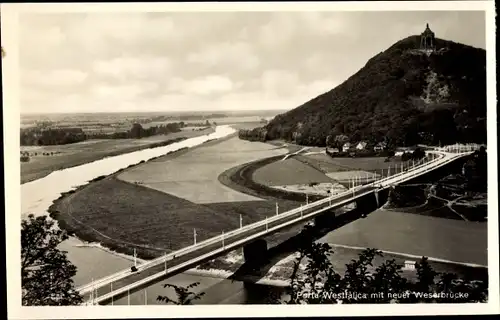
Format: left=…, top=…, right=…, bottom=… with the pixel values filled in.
left=240, top=35, right=486, bottom=147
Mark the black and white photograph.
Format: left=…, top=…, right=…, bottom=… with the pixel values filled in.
left=3, top=1, right=498, bottom=318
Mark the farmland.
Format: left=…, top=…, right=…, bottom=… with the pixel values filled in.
left=46, top=128, right=488, bottom=285
left=117, top=136, right=288, bottom=204
left=20, top=127, right=214, bottom=184
left=248, top=152, right=404, bottom=196
left=20, top=108, right=276, bottom=184
left=251, top=157, right=335, bottom=186
left=21, top=111, right=276, bottom=133
left=52, top=177, right=240, bottom=256
left=296, top=153, right=406, bottom=174
left=48, top=135, right=305, bottom=260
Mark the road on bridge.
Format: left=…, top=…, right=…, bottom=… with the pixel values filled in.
left=83, top=149, right=474, bottom=304
left=85, top=185, right=376, bottom=303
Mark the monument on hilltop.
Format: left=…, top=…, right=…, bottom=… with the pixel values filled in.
left=420, top=23, right=436, bottom=51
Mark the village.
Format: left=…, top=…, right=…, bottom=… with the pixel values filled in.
left=322, top=132, right=400, bottom=160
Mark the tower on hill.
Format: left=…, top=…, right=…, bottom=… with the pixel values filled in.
left=420, top=23, right=436, bottom=51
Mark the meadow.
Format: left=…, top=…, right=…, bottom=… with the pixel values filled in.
left=251, top=157, right=335, bottom=186
left=20, top=128, right=214, bottom=183
left=117, top=136, right=288, bottom=204
left=49, top=159, right=304, bottom=260
left=53, top=177, right=236, bottom=254
left=296, top=153, right=405, bottom=173
left=45, top=128, right=487, bottom=283
left=47, top=131, right=316, bottom=261
left=248, top=152, right=400, bottom=196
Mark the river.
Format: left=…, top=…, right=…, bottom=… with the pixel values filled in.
left=21, top=125, right=285, bottom=305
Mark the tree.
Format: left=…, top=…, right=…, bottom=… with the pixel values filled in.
left=21, top=214, right=83, bottom=306
left=157, top=282, right=205, bottom=305
left=238, top=36, right=485, bottom=147
left=275, top=231, right=487, bottom=304
left=325, top=135, right=332, bottom=148
left=129, top=123, right=145, bottom=139
left=412, top=147, right=426, bottom=160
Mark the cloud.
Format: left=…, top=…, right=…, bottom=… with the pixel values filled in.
left=90, top=82, right=157, bottom=100
left=301, top=80, right=337, bottom=97
left=167, top=76, right=236, bottom=96
left=17, top=11, right=486, bottom=114
left=21, top=68, right=88, bottom=87
left=92, top=56, right=171, bottom=80
left=257, top=13, right=297, bottom=48
left=261, top=69, right=299, bottom=96
left=187, top=42, right=260, bottom=72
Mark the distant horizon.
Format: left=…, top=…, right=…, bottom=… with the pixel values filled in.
left=20, top=108, right=291, bottom=116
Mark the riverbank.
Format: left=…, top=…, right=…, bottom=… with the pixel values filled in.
left=47, top=133, right=240, bottom=260
left=46, top=136, right=370, bottom=273
left=45, top=131, right=313, bottom=290
left=67, top=236, right=293, bottom=287
left=21, top=128, right=215, bottom=184
left=44, top=131, right=488, bottom=298
left=217, top=155, right=327, bottom=203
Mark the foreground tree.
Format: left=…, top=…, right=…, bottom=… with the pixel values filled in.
left=156, top=223, right=487, bottom=305
left=279, top=231, right=487, bottom=304
left=21, top=214, right=83, bottom=306
left=157, top=282, right=205, bottom=305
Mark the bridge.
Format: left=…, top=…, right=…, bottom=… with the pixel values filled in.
left=79, top=144, right=478, bottom=305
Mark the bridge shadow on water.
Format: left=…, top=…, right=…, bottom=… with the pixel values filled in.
left=196, top=155, right=482, bottom=303
left=193, top=202, right=383, bottom=304
left=226, top=203, right=375, bottom=287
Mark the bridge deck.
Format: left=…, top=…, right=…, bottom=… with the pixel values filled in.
left=80, top=150, right=472, bottom=304
left=86, top=186, right=376, bottom=304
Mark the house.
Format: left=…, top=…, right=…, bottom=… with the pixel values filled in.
left=374, top=142, right=387, bottom=151
left=403, top=260, right=416, bottom=271
left=356, top=141, right=368, bottom=150
left=342, top=142, right=351, bottom=153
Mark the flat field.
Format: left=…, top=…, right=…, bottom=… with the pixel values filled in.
left=51, top=176, right=303, bottom=259
left=117, top=136, right=288, bottom=203
left=296, top=154, right=405, bottom=174
left=250, top=154, right=388, bottom=194
left=20, top=128, right=214, bottom=184
left=53, top=177, right=242, bottom=252
left=251, top=158, right=335, bottom=186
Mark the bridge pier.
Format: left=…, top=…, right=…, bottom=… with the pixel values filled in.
left=314, top=210, right=336, bottom=227
left=243, top=239, right=268, bottom=265
left=355, top=189, right=389, bottom=217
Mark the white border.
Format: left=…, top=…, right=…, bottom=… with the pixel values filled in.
left=2, top=1, right=498, bottom=318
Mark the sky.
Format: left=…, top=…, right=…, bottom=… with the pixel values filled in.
left=17, top=10, right=486, bottom=114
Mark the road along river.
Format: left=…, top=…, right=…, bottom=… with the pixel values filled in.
left=20, top=125, right=287, bottom=304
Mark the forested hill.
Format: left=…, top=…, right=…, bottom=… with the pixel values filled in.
left=240, top=35, right=486, bottom=147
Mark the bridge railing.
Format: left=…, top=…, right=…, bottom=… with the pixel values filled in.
left=172, top=151, right=461, bottom=264
left=361, top=150, right=442, bottom=189
left=393, top=151, right=472, bottom=185
left=378, top=151, right=465, bottom=186
left=92, top=187, right=382, bottom=304
left=80, top=150, right=470, bottom=294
